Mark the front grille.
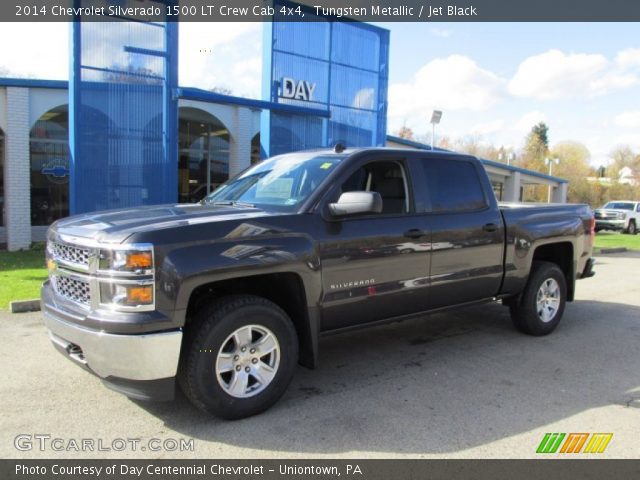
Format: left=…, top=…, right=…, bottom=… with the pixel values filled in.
left=49, top=242, right=90, bottom=267
left=53, top=275, right=90, bottom=306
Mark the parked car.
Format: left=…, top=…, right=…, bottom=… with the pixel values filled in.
left=594, top=200, right=640, bottom=234
left=42, top=147, right=596, bottom=419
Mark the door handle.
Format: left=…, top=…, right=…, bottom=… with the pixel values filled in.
left=482, top=223, right=498, bottom=233
left=404, top=228, right=425, bottom=239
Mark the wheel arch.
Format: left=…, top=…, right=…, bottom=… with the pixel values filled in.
left=532, top=242, right=575, bottom=301
left=183, top=272, right=320, bottom=369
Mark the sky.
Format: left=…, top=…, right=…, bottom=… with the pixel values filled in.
left=1, top=22, right=639, bottom=166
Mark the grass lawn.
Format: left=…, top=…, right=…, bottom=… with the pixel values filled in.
left=0, top=246, right=47, bottom=310
left=594, top=232, right=640, bottom=252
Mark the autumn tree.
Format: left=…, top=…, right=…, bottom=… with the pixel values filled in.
left=396, top=125, right=414, bottom=140
left=520, top=122, right=551, bottom=202
left=550, top=141, right=597, bottom=204
left=521, top=122, right=550, bottom=172
left=609, top=146, right=640, bottom=178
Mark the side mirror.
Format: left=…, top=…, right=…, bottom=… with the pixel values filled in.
left=328, top=191, right=382, bottom=217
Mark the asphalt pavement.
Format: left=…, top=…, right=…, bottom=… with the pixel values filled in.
left=1, top=252, right=639, bottom=459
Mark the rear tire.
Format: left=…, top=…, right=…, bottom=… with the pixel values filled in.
left=510, top=261, right=567, bottom=336
left=178, top=295, right=298, bottom=419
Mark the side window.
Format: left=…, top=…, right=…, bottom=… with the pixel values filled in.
left=341, top=161, right=410, bottom=214
left=636, top=203, right=640, bottom=213
left=421, top=158, right=488, bottom=212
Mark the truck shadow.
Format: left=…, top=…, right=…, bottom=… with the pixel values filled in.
left=134, top=299, right=640, bottom=455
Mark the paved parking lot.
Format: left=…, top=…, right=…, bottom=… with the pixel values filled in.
left=1, top=252, right=639, bottom=459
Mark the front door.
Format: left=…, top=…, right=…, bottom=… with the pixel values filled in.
left=317, top=158, right=432, bottom=331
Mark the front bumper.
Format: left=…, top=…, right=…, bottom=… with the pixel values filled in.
left=595, top=219, right=626, bottom=230
left=43, top=297, right=182, bottom=401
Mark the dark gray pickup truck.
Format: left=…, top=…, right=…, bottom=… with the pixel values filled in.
left=42, top=147, right=595, bottom=419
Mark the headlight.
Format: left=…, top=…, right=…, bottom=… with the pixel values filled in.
left=620, top=213, right=627, bottom=220
left=99, top=245, right=154, bottom=273
left=99, top=282, right=154, bottom=309
left=97, top=243, right=155, bottom=311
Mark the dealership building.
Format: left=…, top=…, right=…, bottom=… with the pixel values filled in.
left=0, top=17, right=567, bottom=251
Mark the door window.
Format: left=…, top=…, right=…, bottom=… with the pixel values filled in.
left=420, top=158, right=487, bottom=212
left=341, top=161, right=410, bottom=215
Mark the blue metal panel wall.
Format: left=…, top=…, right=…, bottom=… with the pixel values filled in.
left=261, top=4, right=389, bottom=157
left=70, top=1, right=178, bottom=215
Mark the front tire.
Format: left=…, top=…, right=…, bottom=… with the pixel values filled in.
left=178, top=295, right=298, bottom=419
left=626, top=220, right=637, bottom=235
left=510, top=261, right=567, bottom=336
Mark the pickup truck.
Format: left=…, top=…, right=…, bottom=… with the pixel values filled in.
left=594, top=200, right=640, bottom=234
left=42, top=147, right=596, bottom=419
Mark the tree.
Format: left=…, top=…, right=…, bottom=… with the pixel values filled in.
left=520, top=122, right=551, bottom=202
left=550, top=141, right=596, bottom=204
left=522, top=122, right=550, bottom=172
left=609, top=146, right=639, bottom=179
left=396, top=125, right=414, bottom=140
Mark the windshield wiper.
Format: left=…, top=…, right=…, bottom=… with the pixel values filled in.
left=211, top=200, right=256, bottom=208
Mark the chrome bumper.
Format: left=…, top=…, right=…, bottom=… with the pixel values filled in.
left=595, top=219, right=625, bottom=229
left=43, top=310, right=182, bottom=381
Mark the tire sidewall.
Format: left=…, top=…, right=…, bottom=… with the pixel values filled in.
left=186, top=300, right=298, bottom=419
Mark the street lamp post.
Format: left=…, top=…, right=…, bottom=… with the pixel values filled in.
left=545, top=157, right=560, bottom=203
left=430, top=110, right=442, bottom=151
left=499, top=151, right=516, bottom=166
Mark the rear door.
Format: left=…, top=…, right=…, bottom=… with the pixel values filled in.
left=414, top=156, right=505, bottom=308
left=317, top=155, right=432, bottom=331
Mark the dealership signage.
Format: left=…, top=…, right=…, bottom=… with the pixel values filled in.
left=279, top=77, right=317, bottom=102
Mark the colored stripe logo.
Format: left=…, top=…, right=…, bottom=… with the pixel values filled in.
left=536, top=433, right=613, bottom=454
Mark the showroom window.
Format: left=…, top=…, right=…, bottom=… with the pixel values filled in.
left=178, top=107, right=230, bottom=203
left=30, top=106, right=70, bottom=226
left=0, top=128, right=4, bottom=226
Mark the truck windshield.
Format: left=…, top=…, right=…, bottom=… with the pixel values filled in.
left=603, top=202, right=634, bottom=210
left=204, top=152, right=346, bottom=211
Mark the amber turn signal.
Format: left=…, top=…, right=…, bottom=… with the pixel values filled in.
left=126, top=252, right=153, bottom=269
left=127, top=286, right=153, bottom=304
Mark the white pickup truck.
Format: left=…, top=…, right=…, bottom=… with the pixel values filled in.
left=594, top=201, right=640, bottom=234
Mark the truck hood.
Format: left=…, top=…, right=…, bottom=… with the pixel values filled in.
left=50, top=203, right=280, bottom=244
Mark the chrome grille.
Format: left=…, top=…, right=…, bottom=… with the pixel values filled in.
left=49, top=242, right=90, bottom=267
left=595, top=211, right=621, bottom=219
left=53, top=275, right=90, bottom=306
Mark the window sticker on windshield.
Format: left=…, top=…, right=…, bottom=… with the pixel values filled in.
left=320, top=162, right=333, bottom=169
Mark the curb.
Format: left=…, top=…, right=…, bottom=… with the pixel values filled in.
left=10, top=299, right=41, bottom=313
left=599, top=247, right=628, bottom=254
